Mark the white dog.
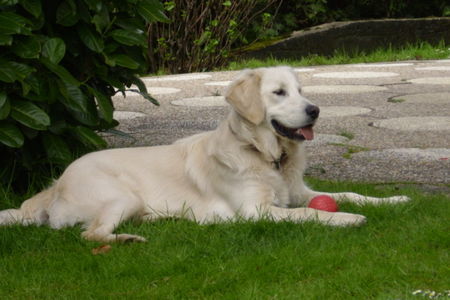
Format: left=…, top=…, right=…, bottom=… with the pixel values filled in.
left=0, top=67, right=409, bottom=242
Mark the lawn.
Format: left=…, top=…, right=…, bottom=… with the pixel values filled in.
left=224, top=41, right=450, bottom=70
left=1, top=180, right=449, bottom=299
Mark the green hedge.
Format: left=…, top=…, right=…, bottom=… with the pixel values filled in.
left=246, top=0, right=450, bottom=42
left=0, top=0, right=167, bottom=187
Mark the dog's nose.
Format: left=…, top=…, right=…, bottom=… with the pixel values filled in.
left=305, top=105, right=320, bottom=119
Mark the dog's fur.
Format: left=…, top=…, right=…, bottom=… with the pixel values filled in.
left=0, top=67, right=409, bottom=242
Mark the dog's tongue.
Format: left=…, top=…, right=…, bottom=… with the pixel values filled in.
left=298, top=126, right=314, bottom=140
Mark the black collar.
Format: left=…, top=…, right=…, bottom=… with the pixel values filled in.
left=228, top=123, right=288, bottom=170
left=247, top=145, right=287, bottom=171
left=272, top=151, right=287, bottom=170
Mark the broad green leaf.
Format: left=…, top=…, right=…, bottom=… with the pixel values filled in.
left=0, top=34, right=13, bottom=45
left=137, top=0, right=170, bottom=23
left=72, top=126, right=107, bottom=149
left=42, top=38, right=66, bottom=64
left=11, top=36, right=41, bottom=58
left=0, top=65, right=16, bottom=83
left=0, top=93, right=10, bottom=119
left=0, top=0, right=19, bottom=5
left=70, top=109, right=99, bottom=126
left=0, top=60, right=35, bottom=83
left=103, top=42, right=120, bottom=57
left=56, top=0, right=79, bottom=26
left=30, top=11, right=45, bottom=30
left=23, top=73, right=41, bottom=94
left=40, top=57, right=80, bottom=86
left=115, top=18, right=145, bottom=32
left=110, top=54, right=139, bottom=69
left=42, top=133, right=72, bottom=163
left=21, top=80, right=31, bottom=96
left=83, top=0, right=103, bottom=12
left=0, top=92, right=6, bottom=108
left=78, top=95, right=100, bottom=126
left=0, top=12, right=31, bottom=35
left=110, top=29, right=146, bottom=46
left=103, top=54, right=116, bottom=67
left=48, top=119, right=67, bottom=135
left=19, top=0, right=42, bottom=18
left=88, top=87, right=113, bottom=123
left=130, top=76, right=159, bottom=106
left=91, top=4, right=110, bottom=33
left=77, top=23, right=104, bottom=52
left=100, top=74, right=125, bottom=91
left=11, top=100, right=50, bottom=130
left=58, top=81, right=88, bottom=113
left=105, top=128, right=135, bottom=140
left=0, top=101, right=11, bottom=119
left=444, top=6, right=450, bottom=17
left=77, top=0, right=91, bottom=23
left=58, top=83, right=99, bottom=126
left=0, top=123, right=24, bottom=148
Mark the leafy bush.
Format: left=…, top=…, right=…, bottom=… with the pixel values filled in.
left=0, top=0, right=167, bottom=188
left=327, top=0, right=449, bottom=19
left=248, top=0, right=450, bottom=41
left=147, top=0, right=278, bottom=73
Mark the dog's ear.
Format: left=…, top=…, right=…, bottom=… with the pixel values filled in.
left=225, top=69, right=265, bottom=125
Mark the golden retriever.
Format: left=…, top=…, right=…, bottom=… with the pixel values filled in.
left=0, top=67, right=410, bottom=242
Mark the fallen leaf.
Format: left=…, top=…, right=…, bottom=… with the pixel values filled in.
left=92, top=244, right=112, bottom=255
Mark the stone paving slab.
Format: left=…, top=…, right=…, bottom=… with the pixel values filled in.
left=108, top=60, right=450, bottom=186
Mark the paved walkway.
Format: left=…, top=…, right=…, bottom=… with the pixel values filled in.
left=109, top=60, right=450, bottom=186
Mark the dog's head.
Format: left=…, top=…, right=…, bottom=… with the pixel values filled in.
left=225, top=66, right=319, bottom=141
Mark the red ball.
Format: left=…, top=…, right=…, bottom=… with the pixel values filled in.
left=308, top=195, right=339, bottom=212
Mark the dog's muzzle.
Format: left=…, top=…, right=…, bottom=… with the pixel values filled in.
left=271, top=105, right=319, bottom=141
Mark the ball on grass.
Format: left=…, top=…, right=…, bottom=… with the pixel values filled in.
left=308, top=195, right=339, bottom=212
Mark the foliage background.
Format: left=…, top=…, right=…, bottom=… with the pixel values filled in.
left=147, top=0, right=278, bottom=73
left=0, top=0, right=167, bottom=189
left=148, top=0, right=450, bottom=73
left=249, top=0, right=450, bottom=43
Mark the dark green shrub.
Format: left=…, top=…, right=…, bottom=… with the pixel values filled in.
left=327, top=0, right=449, bottom=19
left=148, top=0, right=278, bottom=73
left=0, top=0, right=168, bottom=189
left=247, top=0, right=450, bottom=41
left=245, top=0, right=329, bottom=41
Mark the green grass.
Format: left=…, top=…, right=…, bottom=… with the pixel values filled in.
left=330, top=143, right=370, bottom=159
left=223, top=41, right=450, bottom=70
left=388, top=98, right=407, bottom=103
left=338, top=131, right=355, bottom=140
left=1, top=180, right=449, bottom=299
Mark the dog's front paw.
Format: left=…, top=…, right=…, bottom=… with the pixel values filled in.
left=386, top=195, right=411, bottom=203
left=326, top=212, right=366, bottom=227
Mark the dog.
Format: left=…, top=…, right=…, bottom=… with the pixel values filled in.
left=0, top=67, right=410, bottom=242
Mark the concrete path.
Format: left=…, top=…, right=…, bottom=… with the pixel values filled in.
left=109, top=60, right=450, bottom=186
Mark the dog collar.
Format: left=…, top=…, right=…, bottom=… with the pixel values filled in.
left=272, top=151, right=288, bottom=170
left=228, top=123, right=287, bottom=171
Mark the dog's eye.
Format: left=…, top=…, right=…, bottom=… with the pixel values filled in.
left=273, top=89, right=286, bottom=96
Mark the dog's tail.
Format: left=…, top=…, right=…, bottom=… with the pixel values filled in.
left=0, top=186, right=54, bottom=226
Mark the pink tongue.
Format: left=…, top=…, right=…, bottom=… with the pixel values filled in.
left=298, top=126, right=314, bottom=140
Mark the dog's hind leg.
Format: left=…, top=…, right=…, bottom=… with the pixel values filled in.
left=80, top=196, right=146, bottom=243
